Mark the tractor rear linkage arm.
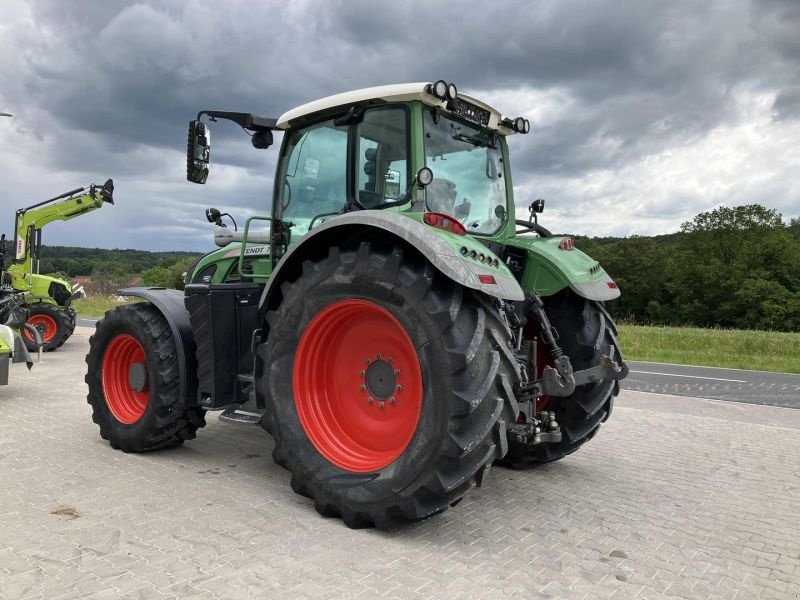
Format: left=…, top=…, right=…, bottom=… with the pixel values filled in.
left=510, top=292, right=629, bottom=402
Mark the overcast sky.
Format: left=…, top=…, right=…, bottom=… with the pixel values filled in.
left=1, top=0, right=798, bottom=251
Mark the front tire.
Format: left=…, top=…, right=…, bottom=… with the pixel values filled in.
left=85, top=303, right=206, bottom=452
left=259, top=242, right=519, bottom=528
left=24, top=303, right=71, bottom=352
left=502, top=291, right=623, bottom=467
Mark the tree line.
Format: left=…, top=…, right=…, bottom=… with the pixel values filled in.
left=577, top=205, right=800, bottom=332
left=29, top=204, right=800, bottom=332
left=35, top=246, right=199, bottom=292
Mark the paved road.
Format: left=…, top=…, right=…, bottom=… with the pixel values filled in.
left=624, top=360, right=800, bottom=409
left=1, top=328, right=799, bottom=599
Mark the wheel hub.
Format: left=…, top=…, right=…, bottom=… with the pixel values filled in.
left=364, top=358, right=396, bottom=399
left=128, top=362, right=148, bottom=393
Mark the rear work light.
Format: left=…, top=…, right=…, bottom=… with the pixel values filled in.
left=424, top=212, right=467, bottom=236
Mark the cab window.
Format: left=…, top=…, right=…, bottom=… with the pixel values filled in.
left=277, top=119, right=348, bottom=236
left=355, top=107, right=409, bottom=209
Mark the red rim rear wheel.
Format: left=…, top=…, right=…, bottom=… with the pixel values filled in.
left=26, top=314, right=58, bottom=343
left=101, top=334, right=149, bottom=425
left=293, top=299, right=423, bottom=473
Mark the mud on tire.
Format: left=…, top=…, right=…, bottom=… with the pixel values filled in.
left=85, top=303, right=206, bottom=452
left=258, top=242, right=520, bottom=528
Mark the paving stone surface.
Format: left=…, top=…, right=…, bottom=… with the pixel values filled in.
left=1, top=327, right=799, bottom=599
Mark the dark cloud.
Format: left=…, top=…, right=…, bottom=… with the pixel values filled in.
left=0, top=0, right=798, bottom=251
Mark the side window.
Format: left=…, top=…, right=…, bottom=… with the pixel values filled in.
left=355, top=108, right=408, bottom=208
left=278, top=119, right=348, bottom=236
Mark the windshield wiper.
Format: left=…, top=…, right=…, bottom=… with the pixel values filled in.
left=451, top=131, right=497, bottom=149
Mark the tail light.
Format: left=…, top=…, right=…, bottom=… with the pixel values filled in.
left=559, top=238, right=575, bottom=251
left=424, top=212, right=467, bottom=236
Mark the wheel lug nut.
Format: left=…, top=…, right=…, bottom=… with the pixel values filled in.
left=376, top=352, right=381, bottom=359
left=390, top=397, right=396, bottom=404
left=378, top=401, right=385, bottom=409
left=394, top=369, right=400, bottom=376
left=396, top=384, right=402, bottom=392
left=367, top=396, right=373, bottom=404
left=387, top=357, right=393, bottom=364
left=359, top=370, right=365, bottom=377
left=366, top=358, right=371, bottom=365
left=360, top=384, right=366, bottom=391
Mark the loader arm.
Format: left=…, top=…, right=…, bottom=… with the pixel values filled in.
left=11, top=179, right=114, bottom=279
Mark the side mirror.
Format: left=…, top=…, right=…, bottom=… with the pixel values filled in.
left=530, top=198, right=545, bottom=214
left=187, top=120, right=211, bottom=184
left=205, top=207, right=222, bottom=225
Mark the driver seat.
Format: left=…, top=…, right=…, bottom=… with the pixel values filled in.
left=426, top=178, right=457, bottom=214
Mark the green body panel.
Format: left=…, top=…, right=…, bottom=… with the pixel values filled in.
left=504, top=235, right=607, bottom=297
left=188, top=243, right=273, bottom=285
left=6, top=268, right=67, bottom=305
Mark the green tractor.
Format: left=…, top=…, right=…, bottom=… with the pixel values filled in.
left=86, top=82, right=628, bottom=528
left=3, top=180, right=114, bottom=351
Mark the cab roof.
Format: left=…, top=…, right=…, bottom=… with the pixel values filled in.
left=276, top=82, right=516, bottom=135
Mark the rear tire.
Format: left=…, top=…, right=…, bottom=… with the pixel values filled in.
left=24, top=303, right=70, bottom=352
left=501, top=291, right=622, bottom=468
left=258, top=242, right=519, bottom=528
left=85, top=303, right=206, bottom=452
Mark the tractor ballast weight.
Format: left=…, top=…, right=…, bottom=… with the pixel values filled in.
left=87, top=82, right=628, bottom=528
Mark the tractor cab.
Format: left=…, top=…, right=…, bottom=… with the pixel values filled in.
left=187, top=82, right=531, bottom=255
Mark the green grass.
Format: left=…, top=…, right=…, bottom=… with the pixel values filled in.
left=618, top=323, right=800, bottom=374
left=72, top=296, right=799, bottom=374
left=72, top=296, right=134, bottom=318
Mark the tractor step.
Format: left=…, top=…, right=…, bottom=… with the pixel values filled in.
left=218, top=406, right=261, bottom=425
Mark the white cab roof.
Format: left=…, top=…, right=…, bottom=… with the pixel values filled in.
left=276, top=82, right=515, bottom=134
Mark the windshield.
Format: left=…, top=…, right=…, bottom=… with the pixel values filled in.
left=423, top=109, right=508, bottom=235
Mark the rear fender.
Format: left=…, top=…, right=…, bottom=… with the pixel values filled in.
left=259, top=211, right=525, bottom=314
left=507, top=236, right=620, bottom=301
left=117, top=287, right=198, bottom=404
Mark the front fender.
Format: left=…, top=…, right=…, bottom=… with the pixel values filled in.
left=117, top=287, right=198, bottom=404
left=259, top=211, right=525, bottom=313
left=507, top=236, right=620, bottom=301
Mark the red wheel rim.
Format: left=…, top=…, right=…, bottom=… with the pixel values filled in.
left=101, top=334, right=149, bottom=425
left=26, top=314, right=58, bottom=343
left=293, top=299, right=423, bottom=473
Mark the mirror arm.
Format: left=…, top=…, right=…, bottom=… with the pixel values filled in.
left=197, top=110, right=278, bottom=132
